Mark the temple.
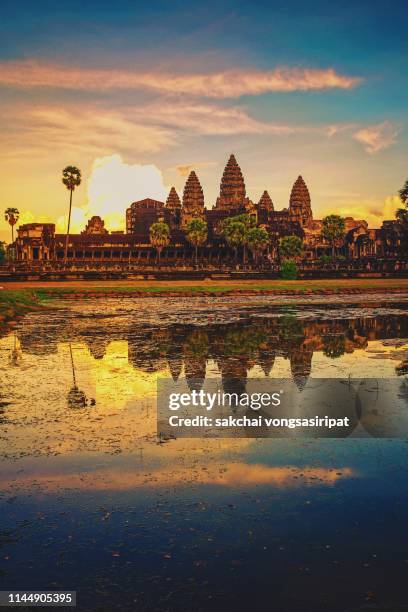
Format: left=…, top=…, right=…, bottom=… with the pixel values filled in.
left=10, top=153, right=407, bottom=269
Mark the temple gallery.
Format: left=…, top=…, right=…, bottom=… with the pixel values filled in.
left=12, top=154, right=405, bottom=266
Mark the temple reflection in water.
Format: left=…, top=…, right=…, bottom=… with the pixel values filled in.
left=15, top=313, right=407, bottom=392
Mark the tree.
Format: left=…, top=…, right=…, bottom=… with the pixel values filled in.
left=149, top=221, right=170, bottom=264
left=0, top=241, right=6, bottom=265
left=399, top=179, right=408, bottom=207
left=396, top=208, right=408, bottom=225
left=221, top=214, right=256, bottom=263
left=4, top=207, right=19, bottom=243
left=397, top=178, right=408, bottom=228
left=247, top=227, right=270, bottom=263
left=321, top=214, right=345, bottom=259
left=279, top=235, right=303, bottom=261
left=232, top=214, right=256, bottom=264
left=222, top=219, right=247, bottom=261
left=62, top=166, right=81, bottom=263
left=185, top=218, right=208, bottom=265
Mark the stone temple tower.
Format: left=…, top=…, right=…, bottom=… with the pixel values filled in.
left=258, top=190, right=274, bottom=212
left=181, top=171, right=205, bottom=228
left=216, top=154, right=247, bottom=211
left=165, top=187, right=181, bottom=211
left=289, top=176, right=313, bottom=227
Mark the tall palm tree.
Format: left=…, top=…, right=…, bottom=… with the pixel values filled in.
left=62, top=166, right=81, bottom=263
left=186, top=218, right=207, bottom=265
left=4, top=207, right=19, bottom=243
left=247, top=227, right=270, bottom=264
left=149, top=221, right=170, bottom=264
left=321, top=214, right=345, bottom=259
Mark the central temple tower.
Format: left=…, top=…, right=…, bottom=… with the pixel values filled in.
left=216, top=154, right=247, bottom=211
left=289, top=175, right=313, bottom=227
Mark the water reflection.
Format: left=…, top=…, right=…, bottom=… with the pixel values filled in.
left=0, top=299, right=408, bottom=610
left=14, top=310, right=408, bottom=390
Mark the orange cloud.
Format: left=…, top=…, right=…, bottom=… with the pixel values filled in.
left=0, top=60, right=361, bottom=97
left=320, top=195, right=401, bottom=227
left=352, top=121, right=401, bottom=154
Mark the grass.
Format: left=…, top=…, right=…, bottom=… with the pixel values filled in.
left=0, top=289, right=41, bottom=322
left=1, top=278, right=407, bottom=319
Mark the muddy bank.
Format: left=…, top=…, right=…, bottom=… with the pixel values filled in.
left=0, top=290, right=44, bottom=327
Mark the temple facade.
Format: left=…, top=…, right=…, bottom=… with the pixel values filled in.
left=12, top=153, right=406, bottom=266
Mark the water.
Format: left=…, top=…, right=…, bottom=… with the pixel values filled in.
left=0, top=294, right=407, bottom=611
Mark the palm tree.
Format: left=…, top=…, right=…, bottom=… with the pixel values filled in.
left=4, top=207, right=19, bottom=243
left=399, top=179, right=408, bottom=207
left=247, top=227, right=270, bottom=264
left=62, top=166, right=81, bottom=263
left=186, top=218, right=207, bottom=265
left=321, top=214, right=345, bottom=259
left=0, top=241, right=6, bottom=265
left=222, top=220, right=245, bottom=262
left=149, top=221, right=170, bottom=264
left=279, top=235, right=303, bottom=261
left=225, top=214, right=256, bottom=264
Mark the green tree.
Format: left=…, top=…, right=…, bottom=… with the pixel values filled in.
left=233, top=214, right=256, bottom=264
left=222, top=214, right=256, bottom=263
left=397, top=178, right=408, bottom=227
left=4, top=207, right=20, bottom=243
left=149, top=221, right=170, bottom=264
left=279, top=235, right=303, bottom=261
left=396, top=208, right=408, bottom=225
left=0, top=241, right=6, bottom=264
left=185, top=218, right=208, bottom=265
left=321, top=214, right=346, bottom=259
left=247, top=227, right=270, bottom=263
left=62, top=166, right=81, bottom=262
left=222, top=219, right=247, bottom=262
left=399, top=178, right=408, bottom=207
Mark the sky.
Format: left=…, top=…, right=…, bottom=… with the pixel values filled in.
left=0, top=0, right=407, bottom=241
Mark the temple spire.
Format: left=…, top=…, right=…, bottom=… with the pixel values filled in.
left=166, top=186, right=181, bottom=210
left=258, top=190, right=274, bottom=212
left=289, top=175, right=312, bottom=226
left=216, top=154, right=246, bottom=210
left=181, top=171, right=205, bottom=227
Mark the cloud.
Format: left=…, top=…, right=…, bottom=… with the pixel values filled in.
left=0, top=60, right=362, bottom=98
left=172, top=161, right=217, bottom=178
left=352, top=121, right=401, bottom=154
left=0, top=105, right=174, bottom=160
left=55, top=154, right=168, bottom=233
left=321, top=195, right=401, bottom=228
left=145, top=101, right=297, bottom=135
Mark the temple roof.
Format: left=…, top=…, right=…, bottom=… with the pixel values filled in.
left=258, top=190, right=274, bottom=211
left=217, top=154, right=246, bottom=209
left=289, top=176, right=311, bottom=209
left=128, top=198, right=165, bottom=210
left=182, top=171, right=204, bottom=212
left=166, top=186, right=181, bottom=209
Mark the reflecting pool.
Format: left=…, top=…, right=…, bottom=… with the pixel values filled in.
left=0, top=294, right=407, bottom=611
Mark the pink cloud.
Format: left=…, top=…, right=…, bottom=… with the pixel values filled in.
left=352, top=121, right=401, bottom=154
left=0, top=60, right=361, bottom=98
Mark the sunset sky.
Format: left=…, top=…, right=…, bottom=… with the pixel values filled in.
left=0, top=0, right=407, bottom=242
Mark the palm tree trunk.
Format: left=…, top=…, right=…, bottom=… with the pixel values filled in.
left=11, top=224, right=14, bottom=244
left=65, top=189, right=73, bottom=263
left=195, top=244, right=198, bottom=266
